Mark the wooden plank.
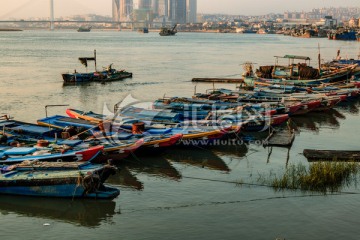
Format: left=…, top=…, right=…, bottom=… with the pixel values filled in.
left=192, top=78, right=244, bottom=83
left=263, top=130, right=295, bottom=147
left=303, top=149, right=360, bottom=162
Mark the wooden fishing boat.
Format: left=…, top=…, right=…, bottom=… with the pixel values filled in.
left=93, top=70, right=133, bottom=82
left=0, top=161, right=120, bottom=199
left=181, top=112, right=289, bottom=132
left=0, top=117, right=143, bottom=163
left=77, top=26, right=92, bottom=32
left=311, top=96, right=342, bottom=112
left=303, top=149, right=360, bottom=162
left=159, top=24, right=177, bottom=36
left=286, top=99, right=322, bottom=115
left=192, top=88, right=305, bottom=115
left=0, top=144, right=103, bottom=165
left=37, top=115, right=182, bottom=154
left=153, top=96, right=285, bottom=118
left=118, top=106, right=184, bottom=123
left=120, top=104, right=288, bottom=132
left=245, top=58, right=357, bottom=87
left=328, top=29, right=357, bottom=41
left=66, top=108, right=236, bottom=146
left=62, top=50, right=132, bottom=83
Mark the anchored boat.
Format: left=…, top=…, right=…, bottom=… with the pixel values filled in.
left=0, top=161, right=120, bottom=199
left=62, top=50, right=133, bottom=83
left=159, top=24, right=177, bottom=36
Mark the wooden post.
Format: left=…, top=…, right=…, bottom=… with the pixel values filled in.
left=318, top=44, right=321, bottom=75
left=94, top=50, right=97, bottom=72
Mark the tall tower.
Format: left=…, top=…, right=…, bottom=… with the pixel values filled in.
left=169, top=0, right=186, bottom=24
left=152, top=0, right=159, bottom=17
left=138, top=0, right=151, bottom=9
left=112, top=0, right=121, bottom=22
left=186, top=0, right=197, bottom=23
left=158, top=0, right=169, bottom=17
left=50, top=0, right=54, bottom=30
left=120, top=0, right=133, bottom=21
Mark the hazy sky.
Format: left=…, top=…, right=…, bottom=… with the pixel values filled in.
left=0, top=0, right=358, bottom=19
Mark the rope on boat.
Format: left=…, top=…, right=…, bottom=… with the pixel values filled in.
left=82, top=173, right=101, bottom=194
left=74, top=171, right=101, bottom=198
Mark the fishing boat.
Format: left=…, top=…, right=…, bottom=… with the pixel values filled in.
left=0, top=117, right=142, bottom=163
left=328, top=29, right=357, bottom=41
left=65, top=108, right=237, bottom=146
left=62, top=50, right=132, bottom=83
left=248, top=55, right=357, bottom=86
left=37, top=115, right=182, bottom=154
left=138, top=27, right=149, bottom=33
left=0, top=161, right=120, bottom=199
left=0, top=145, right=103, bottom=165
left=119, top=105, right=287, bottom=132
left=77, top=26, right=92, bottom=32
left=159, top=24, right=177, bottom=36
left=153, top=96, right=285, bottom=117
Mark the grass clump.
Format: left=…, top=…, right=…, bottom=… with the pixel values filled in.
left=264, top=162, right=360, bottom=193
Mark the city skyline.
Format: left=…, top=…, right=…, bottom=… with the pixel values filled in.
left=0, top=0, right=359, bottom=19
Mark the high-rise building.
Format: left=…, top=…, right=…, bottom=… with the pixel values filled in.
left=158, top=0, right=169, bottom=17
left=112, top=0, right=121, bottom=21
left=138, top=0, right=151, bottom=9
left=133, top=0, right=152, bottom=22
left=120, top=0, right=133, bottom=21
left=169, top=0, right=186, bottom=24
left=186, top=0, right=197, bottom=23
left=152, top=0, right=159, bottom=17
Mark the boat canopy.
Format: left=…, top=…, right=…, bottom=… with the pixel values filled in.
left=275, top=55, right=311, bottom=60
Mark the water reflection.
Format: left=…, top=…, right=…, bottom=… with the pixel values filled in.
left=291, top=109, right=343, bottom=132
left=211, top=143, right=249, bottom=159
left=164, top=148, right=230, bottom=172
left=265, top=146, right=292, bottom=166
left=336, top=99, right=360, bottom=115
left=124, top=155, right=182, bottom=181
left=0, top=196, right=117, bottom=228
left=107, top=167, right=144, bottom=190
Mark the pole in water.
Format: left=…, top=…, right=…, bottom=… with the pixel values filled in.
left=318, top=43, right=321, bottom=75
left=50, top=0, right=55, bottom=31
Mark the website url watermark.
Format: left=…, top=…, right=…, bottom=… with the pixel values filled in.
left=181, top=139, right=268, bottom=146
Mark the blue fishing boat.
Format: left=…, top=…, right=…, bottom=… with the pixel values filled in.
left=118, top=104, right=288, bottom=132
left=37, top=115, right=183, bottom=154
left=66, top=108, right=237, bottom=146
left=0, top=145, right=104, bottom=165
left=328, top=29, right=357, bottom=41
left=119, top=106, right=184, bottom=123
left=0, top=161, right=120, bottom=199
left=0, top=117, right=143, bottom=163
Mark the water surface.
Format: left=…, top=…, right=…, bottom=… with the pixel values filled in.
left=1, top=30, right=360, bottom=240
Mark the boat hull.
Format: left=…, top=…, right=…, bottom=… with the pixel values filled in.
left=0, top=162, right=120, bottom=199
left=0, top=184, right=119, bottom=199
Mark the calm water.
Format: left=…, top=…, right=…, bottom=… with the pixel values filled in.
left=1, top=30, right=360, bottom=240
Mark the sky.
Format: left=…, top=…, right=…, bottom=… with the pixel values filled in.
left=0, top=0, right=358, bottom=19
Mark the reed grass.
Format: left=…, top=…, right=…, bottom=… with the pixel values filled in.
left=259, top=162, right=360, bottom=193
